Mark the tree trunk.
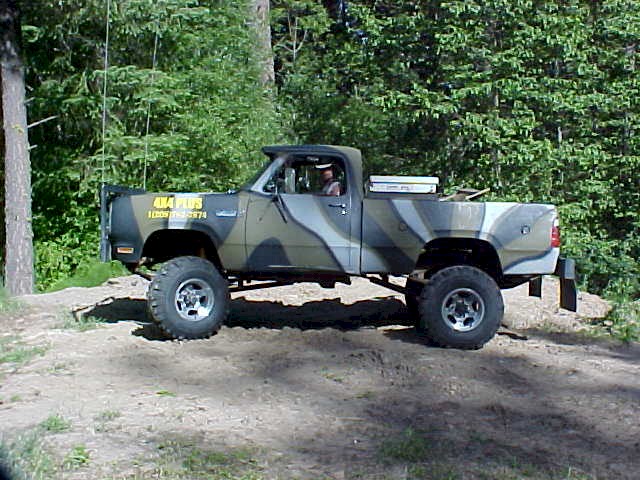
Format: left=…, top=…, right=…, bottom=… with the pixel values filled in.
left=251, top=0, right=275, bottom=87
left=0, top=79, right=5, bottom=274
left=1, top=0, right=33, bottom=295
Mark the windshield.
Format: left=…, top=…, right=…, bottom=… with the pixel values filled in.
left=238, top=157, right=272, bottom=191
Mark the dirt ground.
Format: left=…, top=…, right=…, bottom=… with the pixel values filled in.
left=1, top=275, right=638, bottom=479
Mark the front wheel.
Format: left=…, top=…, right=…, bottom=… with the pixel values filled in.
left=148, top=256, right=229, bottom=340
left=417, top=266, right=503, bottom=349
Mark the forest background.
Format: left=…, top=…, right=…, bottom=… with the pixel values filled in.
left=1, top=0, right=638, bottom=330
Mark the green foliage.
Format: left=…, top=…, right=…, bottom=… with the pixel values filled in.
left=156, top=389, right=177, bottom=397
left=0, top=432, right=56, bottom=480
left=59, top=313, right=108, bottom=332
left=22, top=0, right=284, bottom=289
left=94, top=410, right=121, bottom=422
left=34, top=233, right=97, bottom=292
left=63, top=445, right=90, bottom=469
left=0, top=288, right=23, bottom=316
left=0, top=337, right=47, bottom=367
left=39, top=414, right=71, bottom=434
left=379, top=428, right=431, bottom=463
left=155, top=438, right=261, bottom=480
left=45, top=260, right=129, bottom=292
left=595, top=300, right=640, bottom=343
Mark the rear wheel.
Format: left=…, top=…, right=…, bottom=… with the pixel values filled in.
left=148, top=256, right=229, bottom=339
left=417, top=265, right=503, bottom=349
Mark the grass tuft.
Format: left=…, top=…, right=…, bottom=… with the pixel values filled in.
left=63, top=444, right=90, bottom=469
left=152, top=438, right=262, bottom=479
left=595, top=299, right=640, bottom=343
left=95, top=410, right=121, bottom=422
left=0, top=287, right=23, bottom=316
left=156, top=390, right=176, bottom=397
left=379, top=428, right=432, bottom=463
left=0, top=337, right=47, bottom=367
left=0, top=432, right=56, bottom=480
left=39, top=414, right=71, bottom=433
left=58, top=312, right=107, bottom=332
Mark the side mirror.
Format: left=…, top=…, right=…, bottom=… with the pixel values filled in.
left=264, top=179, right=277, bottom=193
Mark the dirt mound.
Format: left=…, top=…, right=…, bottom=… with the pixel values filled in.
left=2, top=275, right=637, bottom=480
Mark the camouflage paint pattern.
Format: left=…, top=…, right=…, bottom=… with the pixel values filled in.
left=105, top=145, right=559, bottom=278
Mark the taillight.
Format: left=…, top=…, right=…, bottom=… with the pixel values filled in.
left=551, top=218, right=561, bottom=248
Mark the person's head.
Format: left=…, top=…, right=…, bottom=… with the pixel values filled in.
left=316, top=163, right=334, bottom=182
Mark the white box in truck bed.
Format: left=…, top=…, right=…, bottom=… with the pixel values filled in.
left=369, top=175, right=439, bottom=194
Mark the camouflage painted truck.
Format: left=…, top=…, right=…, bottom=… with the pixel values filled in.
left=100, top=145, right=577, bottom=349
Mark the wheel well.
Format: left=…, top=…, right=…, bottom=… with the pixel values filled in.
left=415, top=238, right=502, bottom=281
left=142, top=230, right=222, bottom=270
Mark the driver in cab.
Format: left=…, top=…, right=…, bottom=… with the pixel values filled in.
left=316, top=163, right=341, bottom=196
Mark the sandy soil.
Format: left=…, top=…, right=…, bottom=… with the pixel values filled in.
left=1, top=275, right=638, bottom=479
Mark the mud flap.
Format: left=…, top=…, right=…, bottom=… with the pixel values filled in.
left=555, top=257, right=577, bottom=312
left=528, top=276, right=542, bottom=298
left=527, top=258, right=577, bottom=312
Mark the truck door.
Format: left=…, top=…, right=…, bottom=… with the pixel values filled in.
left=245, top=157, right=355, bottom=273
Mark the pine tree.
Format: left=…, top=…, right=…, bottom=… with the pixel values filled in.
left=1, top=0, right=33, bottom=295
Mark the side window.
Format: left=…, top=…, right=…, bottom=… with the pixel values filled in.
left=263, top=158, right=346, bottom=196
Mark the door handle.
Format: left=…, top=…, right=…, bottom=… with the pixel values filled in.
left=328, top=203, right=346, bottom=208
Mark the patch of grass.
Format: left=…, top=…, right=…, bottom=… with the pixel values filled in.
left=0, top=287, right=23, bottom=316
left=47, top=361, right=73, bottom=375
left=95, top=410, right=121, bottom=422
left=409, top=463, right=460, bottom=480
left=322, top=371, right=344, bottom=383
left=46, top=260, right=129, bottom=293
left=320, top=367, right=345, bottom=383
left=355, top=390, right=375, bottom=399
left=40, top=414, right=71, bottom=433
left=379, top=428, right=432, bottom=464
left=156, top=390, right=176, bottom=397
left=63, top=444, right=89, bottom=469
left=149, top=437, right=262, bottom=479
left=594, top=299, right=640, bottom=343
left=0, top=431, right=56, bottom=480
left=472, top=458, right=598, bottom=480
left=0, top=336, right=47, bottom=367
left=94, top=410, right=122, bottom=433
left=58, top=313, right=107, bottom=332
left=560, top=467, right=597, bottom=479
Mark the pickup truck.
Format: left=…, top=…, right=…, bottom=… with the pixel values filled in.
left=100, top=145, right=577, bottom=349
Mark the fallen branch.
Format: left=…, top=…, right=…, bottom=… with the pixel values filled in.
left=27, top=115, right=58, bottom=129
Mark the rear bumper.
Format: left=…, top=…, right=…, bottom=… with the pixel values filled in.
left=528, top=257, right=577, bottom=312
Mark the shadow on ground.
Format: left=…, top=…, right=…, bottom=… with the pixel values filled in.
left=80, top=296, right=415, bottom=342
left=74, top=294, right=640, bottom=479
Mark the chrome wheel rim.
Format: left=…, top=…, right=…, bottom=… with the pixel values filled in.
left=441, top=288, right=485, bottom=332
left=175, top=278, right=215, bottom=322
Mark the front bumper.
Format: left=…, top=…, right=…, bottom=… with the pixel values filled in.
left=528, top=257, right=577, bottom=312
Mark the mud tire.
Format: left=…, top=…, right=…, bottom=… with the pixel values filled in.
left=148, top=256, right=229, bottom=340
left=417, top=265, right=503, bottom=350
